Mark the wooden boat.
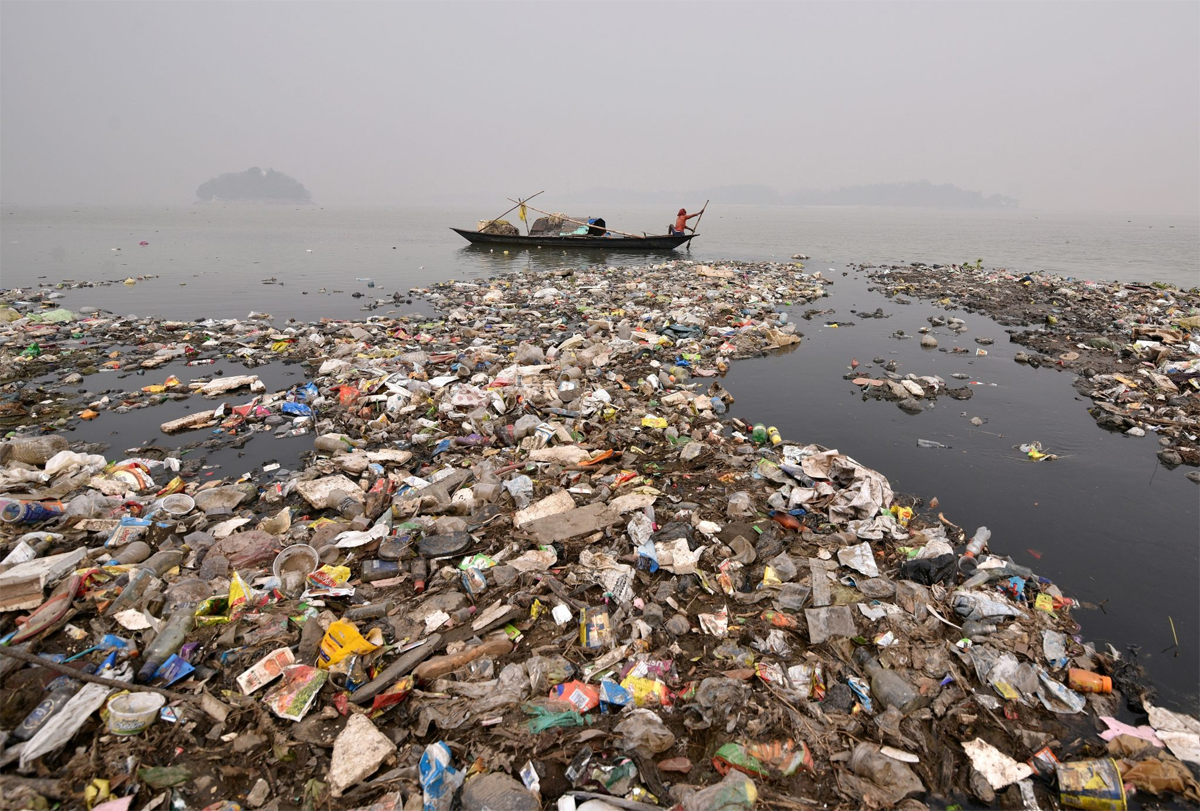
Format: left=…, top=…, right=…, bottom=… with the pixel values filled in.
left=451, top=227, right=693, bottom=250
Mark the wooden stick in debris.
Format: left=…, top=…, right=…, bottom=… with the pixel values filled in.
left=0, top=644, right=199, bottom=705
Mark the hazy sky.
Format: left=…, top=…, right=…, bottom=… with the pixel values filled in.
left=2, top=1, right=1197, bottom=213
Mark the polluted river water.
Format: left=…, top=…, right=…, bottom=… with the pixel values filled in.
left=35, top=255, right=1199, bottom=715
left=4, top=204, right=1194, bottom=712
left=0, top=206, right=1198, bottom=811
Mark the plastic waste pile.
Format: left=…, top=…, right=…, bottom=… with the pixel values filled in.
left=1, top=260, right=1198, bottom=811
left=865, top=262, right=1200, bottom=470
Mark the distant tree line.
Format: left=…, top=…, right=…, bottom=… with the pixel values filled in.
left=196, top=167, right=312, bottom=203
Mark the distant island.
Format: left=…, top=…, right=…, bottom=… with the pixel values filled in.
left=195, top=167, right=312, bottom=203
left=571, top=180, right=1018, bottom=209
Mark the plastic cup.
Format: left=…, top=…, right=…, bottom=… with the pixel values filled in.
left=161, top=493, right=195, bottom=517
left=272, top=544, right=320, bottom=580
left=106, top=692, right=166, bottom=735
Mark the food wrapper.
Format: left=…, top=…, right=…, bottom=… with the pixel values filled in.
left=369, top=675, right=414, bottom=719
left=318, top=619, right=382, bottom=669
left=579, top=607, right=613, bottom=650
left=313, top=565, right=351, bottom=585
left=150, top=654, right=194, bottom=688
left=598, top=679, right=633, bottom=712
left=551, top=680, right=600, bottom=712
left=890, top=505, right=913, bottom=528
left=228, top=571, right=251, bottom=614
left=237, top=646, right=296, bottom=695
left=194, top=572, right=257, bottom=626
left=262, top=664, right=327, bottom=721
left=698, top=606, right=729, bottom=637
left=105, top=517, right=150, bottom=548
left=155, top=476, right=186, bottom=497
left=713, top=739, right=814, bottom=778
left=761, top=610, right=797, bottom=628
left=620, top=675, right=670, bottom=707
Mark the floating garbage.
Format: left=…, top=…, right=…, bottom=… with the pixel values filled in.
left=0, top=258, right=1194, bottom=810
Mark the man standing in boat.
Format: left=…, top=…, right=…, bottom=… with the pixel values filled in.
left=670, top=208, right=701, bottom=235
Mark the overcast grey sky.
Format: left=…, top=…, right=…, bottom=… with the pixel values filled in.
left=2, top=1, right=1197, bottom=213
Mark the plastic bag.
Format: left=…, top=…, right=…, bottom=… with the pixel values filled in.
left=615, top=708, right=676, bottom=755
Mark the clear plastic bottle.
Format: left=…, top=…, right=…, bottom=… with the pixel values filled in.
left=136, top=607, right=194, bottom=682
left=853, top=648, right=922, bottom=714
left=0, top=435, right=69, bottom=466
left=105, top=568, right=158, bottom=615
left=848, top=742, right=924, bottom=797
left=314, top=434, right=360, bottom=454
left=139, top=549, right=184, bottom=577
left=11, top=671, right=88, bottom=741
left=958, top=526, right=991, bottom=574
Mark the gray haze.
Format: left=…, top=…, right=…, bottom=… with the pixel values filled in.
left=2, top=1, right=1197, bottom=214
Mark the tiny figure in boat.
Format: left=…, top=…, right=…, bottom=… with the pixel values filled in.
left=669, top=208, right=701, bottom=235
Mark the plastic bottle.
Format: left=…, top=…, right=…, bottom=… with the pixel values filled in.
left=345, top=601, right=394, bottom=621
left=360, top=560, right=402, bottom=582
left=767, top=426, right=782, bottom=446
left=113, top=540, right=152, bottom=565
left=770, top=510, right=801, bottom=531
left=751, top=424, right=768, bottom=444
left=411, top=557, right=428, bottom=593
left=447, top=606, right=476, bottom=627
left=957, top=526, right=991, bottom=574
left=1067, top=668, right=1112, bottom=694
left=138, top=549, right=184, bottom=577
left=314, top=434, right=360, bottom=454
left=961, top=559, right=1038, bottom=590
left=336, top=495, right=364, bottom=520
left=0, top=435, right=69, bottom=466
left=852, top=648, right=922, bottom=714
left=105, top=568, right=158, bottom=615
left=848, top=742, right=924, bottom=797
left=136, top=607, right=194, bottom=682
left=11, top=670, right=89, bottom=742
left=1, top=499, right=66, bottom=524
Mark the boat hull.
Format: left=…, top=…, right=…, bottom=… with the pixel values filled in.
left=451, top=228, right=693, bottom=250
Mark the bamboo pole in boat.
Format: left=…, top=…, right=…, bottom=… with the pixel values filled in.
left=480, top=191, right=544, bottom=231
left=686, top=200, right=709, bottom=251
left=505, top=199, right=650, bottom=239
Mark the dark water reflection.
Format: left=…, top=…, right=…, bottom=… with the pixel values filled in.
left=722, top=263, right=1198, bottom=712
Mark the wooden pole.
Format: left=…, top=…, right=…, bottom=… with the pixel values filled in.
left=0, top=644, right=201, bottom=705
left=686, top=200, right=709, bottom=251
left=481, top=191, right=544, bottom=231
left=505, top=200, right=648, bottom=240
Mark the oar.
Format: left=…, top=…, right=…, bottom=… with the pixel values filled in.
left=686, top=200, right=709, bottom=251
left=506, top=200, right=647, bottom=240
left=481, top=191, right=544, bottom=232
